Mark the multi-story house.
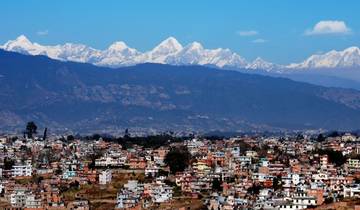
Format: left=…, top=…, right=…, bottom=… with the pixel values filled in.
left=99, top=169, right=112, bottom=185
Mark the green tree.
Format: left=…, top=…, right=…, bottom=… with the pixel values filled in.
left=247, top=184, right=262, bottom=195
left=4, top=157, right=15, bottom=170
left=317, top=149, right=346, bottom=166
left=25, top=121, right=37, bottom=139
left=272, top=175, right=282, bottom=191
left=316, top=134, right=326, bottom=142
left=164, top=146, right=191, bottom=174
left=124, top=128, right=130, bottom=139
left=67, top=135, right=75, bottom=141
left=327, top=131, right=340, bottom=138
left=42, top=128, right=48, bottom=140
left=212, top=178, right=223, bottom=192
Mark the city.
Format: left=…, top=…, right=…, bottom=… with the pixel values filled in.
left=1, top=1, right=360, bottom=209
left=0, top=122, right=359, bottom=209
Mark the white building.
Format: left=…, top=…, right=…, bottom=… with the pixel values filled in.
left=283, top=173, right=300, bottom=188
left=239, top=156, right=252, bottom=166
left=25, top=194, right=42, bottom=208
left=95, top=156, right=126, bottom=167
left=230, top=147, right=240, bottom=158
left=278, top=204, right=308, bottom=210
left=0, top=182, right=4, bottom=194
left=343, top=184, right=360, bottom=198
left=99, top=169, right=112, bottom=185
left=278, top=193, right=317, bottom=210
left=148, top=182, right=173, bottom=203
left=10, top=188, right=27, bottom=208
left=341, top=133, right=357, bottom=142
left=116, top=180, right=144, bottom=209
left=12, top=164, right=32, bottom=177
left=145, top=165, right=159, bottom=177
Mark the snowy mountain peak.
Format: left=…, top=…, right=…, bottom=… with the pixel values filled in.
left=254, top=57, right=265, bottom=62
left=108, top=41, right=130, bottom=51
left=140, top=37, right=184, bottom=63
left=62, top=42, right=88, bottom=49
left=3, top=35, right=33, bottom=50
left=6, top=35, right=360, bottom=72
left=343, top=46, right=360, bottom=54
left=246, top=57, right=278, bottom=71
left=153, top=37, right=183, bottom=53
left=186, top=42, right=203, bottom=51
left=288, top=46, right=360, bottom=69
left=15, top=35, right=31, bottom=43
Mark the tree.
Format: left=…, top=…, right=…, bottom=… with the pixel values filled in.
left=25, top=121, right=37, bottom=139
left=272, top=175, right=282, bottom=191
left=212, top=178, right=223, bottom=192
left=92, top=134, right=101, bottom=140
left=316, top=134, right=326, bottom=142
left=355, top=178, right=360, bottom=184
left=124, top=128, right=130, bottom=139
left=67, top=135, right=75, bottom=141
left=4, top=157, right=15, bottom=170
left=317, top=149, right=346, bottom=166
left=69, top=180, right=80, bottom=189
left=164, top=146, right=191, bottom=174
left=324, top=197, right=333, bottom=204
left=247, top=183, right=262, bottom=195
left=327, top=131, right=339, bottom=138
left=42, top=128, right=48, bottom=140
left=296, top=134, right=304, bottom=140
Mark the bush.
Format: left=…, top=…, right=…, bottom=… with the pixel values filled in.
left=316, top=149, right=346, bottom=166
left=164, top=146, right=191, bottom=174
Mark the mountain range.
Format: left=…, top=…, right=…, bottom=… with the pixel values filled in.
left=2, top=35, right=360, bottom=71
left=2, top=49, right=360, bottom=134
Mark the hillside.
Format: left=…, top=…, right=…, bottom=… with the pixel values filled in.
left=1, top=50, right=360, bottom=133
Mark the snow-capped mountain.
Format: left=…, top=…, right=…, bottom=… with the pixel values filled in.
left=1, top=35, right=103, bottom=63
left=0, top=35, right=255, bottom=70
left=246, top=57, right=281, bottom=71
left=166, top=42, right=248, bottom=68
left=57, top=43, right=102, bottom=63
left=2, top=35, right=60, bottom=58
left=5, top=35, right=360, bottom=72
left=288, top=47, right=360, bottom=69
left=95, top=41, right=140, bottom=67
left=138, top=37, right=183, bottom=64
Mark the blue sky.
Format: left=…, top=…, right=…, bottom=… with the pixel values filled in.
left=0, top=0, right=359, bottom=64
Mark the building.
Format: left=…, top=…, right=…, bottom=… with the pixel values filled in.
left=344, top=184, right=360, bottom=198
left=12, top=164, right=32, bottom=177
left=10, top=188, right=27, bottom=208
left=116, top=180, right=144, bottom=209
left=348, top=159, right=360, bottom=169
left=25, top=194, right=43, bottom=208
left=148, top=181, right=173, bottom=203
left=99, top=169, right=112, bottom=185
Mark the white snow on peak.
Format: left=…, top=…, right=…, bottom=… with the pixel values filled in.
left=165, top=43, right=247, bottom=68
left=139, top=37, right=184, bottom=63
left=155, top=36, right=183, bottom=52
left=186, top=42, right=204, bottom=51
left=288, top=46, right=360, bottom=69
left=2, top=35, right=43, bottom=55
left=14, top=35, right=31, bottom=45
left=108, top=41, right=129, bottom=51
left=5, top=35, right=360, bottom=72
left=247, top=57, right=280, bottom=71
left=97, top=41, right=140, bottom=67
left=0, top=35, right=270, bottom=70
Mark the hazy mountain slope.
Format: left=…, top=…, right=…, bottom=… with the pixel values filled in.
left=1, top=50, right=360, bottom=133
